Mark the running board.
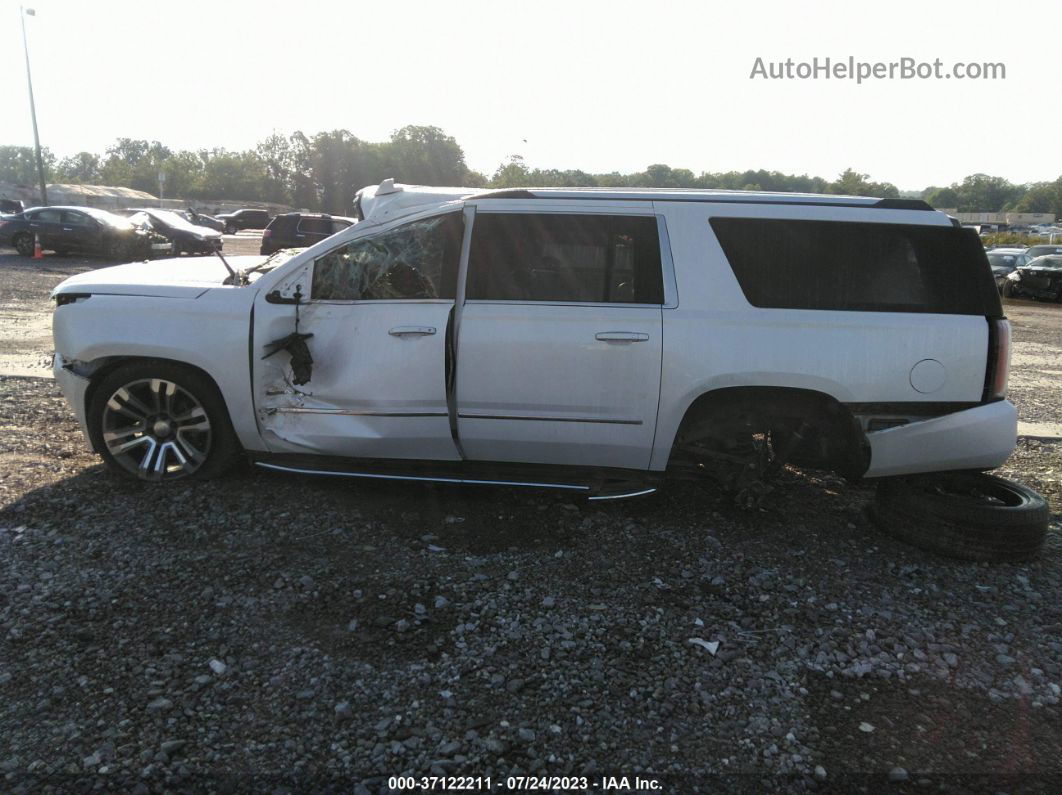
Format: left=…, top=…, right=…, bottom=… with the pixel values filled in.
left=253, top=460, right=658, bottom=500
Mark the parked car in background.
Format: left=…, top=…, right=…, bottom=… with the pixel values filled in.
left=0, top=198, right=25, bottom=214
left=260, top=212, right=356, bottom=255
left=183, top=208, right=225, bottom=233
left=986, top=248, right=1032, bottom=292
left=215, top=208, right=271, bottom=234
left=0, top=206, right=169, bottom=259
left=127, top=208, right=223, bottom=255
left=1025, top=244, right=1062, bottom=258
left=1003, top=255, right=1062, bottom=302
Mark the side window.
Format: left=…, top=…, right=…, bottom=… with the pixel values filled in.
left=34, top=209, right=61, bottom=223
left=61, top=210, right=90, bottom=226
left=710, top=218, right=990, bottom=314
left=332, top=219, right=353, bottom=234
left=297, top=217, right=332, bottom=236
left=467, top=213, right=664, bottom=304
left=311, top=212, right=463, bottom=301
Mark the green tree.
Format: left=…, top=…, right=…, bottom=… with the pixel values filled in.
left=55, top=151, right=101, bottom=184
left=0, top=144, right=54, bottom=184
left=824, top=168, right=899, bottom=198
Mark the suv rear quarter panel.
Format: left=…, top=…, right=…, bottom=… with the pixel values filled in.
left=650, top=201, right=989, bottom=470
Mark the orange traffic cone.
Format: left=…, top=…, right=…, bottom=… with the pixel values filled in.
left=32, top=234, right=43, bottom=260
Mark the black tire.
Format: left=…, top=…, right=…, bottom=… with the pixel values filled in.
left=873, top=473, right=1049, bottom=562
left=1002, top=281, right=1017, bottom=298
left=171, top=239, right=182, bottom=257
left=13, top=232, right=34, bottom=257
left=225, top=223, right=237, bottom=235
left=87, top=359, right=242, bottom=482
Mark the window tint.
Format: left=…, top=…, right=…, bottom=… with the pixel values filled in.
left=332, top=219, right=353, bottom=233
left=710, top=218, right=996, bottom=315
left=32, top=209, right=61, bottom=223
left=467, top=213, right=664, bottom=304
left=297, top=217, right=332, bottom=235
left=312, top=212, right=463, bottom=301
left=61, top=210, right=91, bottom=225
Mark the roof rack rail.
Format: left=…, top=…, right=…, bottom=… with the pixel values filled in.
left=873, top=198, right=933, bottom=211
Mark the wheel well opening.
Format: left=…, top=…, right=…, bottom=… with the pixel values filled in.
left=668, top=386, right=869, bottom=481
left=83, top=357, right=232, bottom=451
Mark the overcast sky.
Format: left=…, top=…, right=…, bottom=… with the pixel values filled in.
left=2, top=0, right=1058, bottom=190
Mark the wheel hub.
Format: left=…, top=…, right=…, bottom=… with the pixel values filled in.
left=100, top=378, right=212, bottom=481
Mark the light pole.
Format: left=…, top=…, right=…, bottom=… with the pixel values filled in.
left=20, top=6, right=48, bottom=207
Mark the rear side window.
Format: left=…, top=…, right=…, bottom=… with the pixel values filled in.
left=710, top=218, right=997, bottom=315
left=297, top=217, right=332, bottom=235
left=312, top=212, right=463, bottom=301
left=467, top=213, right=664, bottom=304
left=268, top=216, right=297, bottom=234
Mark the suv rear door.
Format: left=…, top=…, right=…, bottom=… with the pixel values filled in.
left=455, top=203, right=667, bottom=469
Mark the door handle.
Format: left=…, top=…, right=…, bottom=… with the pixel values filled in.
left=595, top=331, right=650, bottom=342
left=62, top=228, right=72, bottom=232
left=389, top=326, right=436, bottom=336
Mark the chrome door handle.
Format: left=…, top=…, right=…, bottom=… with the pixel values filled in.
left=595, top=331, right=650, bottom=342
left=389, top=326, right=436, bottom=336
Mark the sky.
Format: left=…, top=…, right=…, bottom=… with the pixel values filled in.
left=1, top=0, right=1059, bottom=190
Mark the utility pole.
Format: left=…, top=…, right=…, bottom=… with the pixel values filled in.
left=20, top=6, right=48, bottom=207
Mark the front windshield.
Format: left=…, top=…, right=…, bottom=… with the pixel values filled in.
left=987, top=254, right=1018, bottom=269
left=1027, top=255, right=1062, bottom=270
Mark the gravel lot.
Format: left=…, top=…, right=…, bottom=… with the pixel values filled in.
left=1, top=247, right=1061, bottom=792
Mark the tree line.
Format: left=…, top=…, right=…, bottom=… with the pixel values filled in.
left=1, top=126, right=1060, bottom=218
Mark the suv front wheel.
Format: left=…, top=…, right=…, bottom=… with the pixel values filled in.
left=87, top=360, right=241, bottom=482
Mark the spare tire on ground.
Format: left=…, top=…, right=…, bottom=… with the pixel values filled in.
left=872, top=472, right=1049, bottom=563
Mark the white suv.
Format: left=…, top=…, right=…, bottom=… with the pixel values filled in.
left=51, top=182, right=1014, bottom=500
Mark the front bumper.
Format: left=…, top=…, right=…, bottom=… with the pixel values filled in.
left=53, top=353, right=93, bottom=447
left=864, top=400, right=1017, bottom=478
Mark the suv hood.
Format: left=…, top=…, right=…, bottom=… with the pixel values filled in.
left=51, top=255, right=269, bottom=299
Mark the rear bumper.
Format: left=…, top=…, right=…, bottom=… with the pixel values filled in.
left=864, top=400, right=1017, bottom=478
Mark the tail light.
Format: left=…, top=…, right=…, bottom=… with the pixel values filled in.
left=983, top=317, right=1011, bottom=402
left=262, top=229, right=272, bottom=239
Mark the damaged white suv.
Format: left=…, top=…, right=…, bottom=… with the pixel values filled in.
left=52, top=181, right=1015, bottom=502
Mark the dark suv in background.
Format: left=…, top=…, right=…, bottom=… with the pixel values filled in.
left=215, top=208, right=272, bottom=234
left=260, top=212, right=356, bottom=254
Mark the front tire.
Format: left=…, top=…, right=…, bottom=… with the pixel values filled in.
left=225, top=223, right=237, bottom=235
left=13, top=232, right=34, bottom=257
left=87, top=360, right=241, bottom=482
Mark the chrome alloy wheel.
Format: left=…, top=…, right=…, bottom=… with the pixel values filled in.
left=101, top=378, right=212, bottom=480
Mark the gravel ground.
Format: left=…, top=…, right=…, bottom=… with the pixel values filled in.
left=1, top=250, right=1061, bottom=792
